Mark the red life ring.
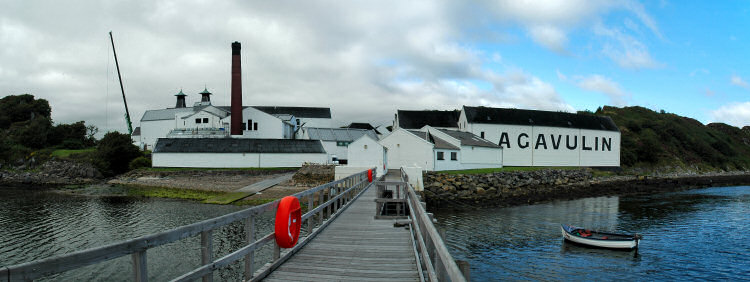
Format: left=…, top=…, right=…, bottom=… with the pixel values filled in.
left=367, top=169, right=373, bottom=182
left=274, top=196, right=301, bottom=248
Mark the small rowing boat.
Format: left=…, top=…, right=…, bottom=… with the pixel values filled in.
left=561, top=224, right=642, bottom=250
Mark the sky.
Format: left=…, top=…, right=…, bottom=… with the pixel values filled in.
left=2, top=1, right=750, bottom=134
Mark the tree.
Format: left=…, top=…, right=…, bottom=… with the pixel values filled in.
left=0, top=94, right=51, bottom=129
left=95, top=132, right=141, bottom=176
left=85, top=125, right=99, bottom=146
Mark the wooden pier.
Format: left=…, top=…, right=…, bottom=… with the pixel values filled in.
left=1, top=169, right=466, bottom=282
left=263, top=173, right=419, bottom=281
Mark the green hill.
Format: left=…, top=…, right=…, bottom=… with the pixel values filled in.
left=594, top=106, right=750, bottom=171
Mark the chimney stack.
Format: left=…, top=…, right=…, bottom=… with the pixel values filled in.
left=230, top=41, right=243, bottom=135
left=175, top=89, right=187, bottom=108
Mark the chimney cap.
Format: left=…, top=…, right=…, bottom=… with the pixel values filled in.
left=175, top=89, right=187, bottom=96
left=232, top=41, right=241, bottom=55
left=199, top=87, right=212, bottom=95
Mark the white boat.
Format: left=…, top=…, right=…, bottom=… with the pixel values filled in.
left=561, top=224, right=641, bottom=250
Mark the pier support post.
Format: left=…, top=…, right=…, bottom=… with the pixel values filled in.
left=244, top=215, right=255, bottom=280
left=201, top=230, right=213, bottom=282
left=132, top=250, right=147, bottom=282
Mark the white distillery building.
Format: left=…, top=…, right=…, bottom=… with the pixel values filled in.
left=377, top=126, right=502, bottom=171
left=347, top=134, right=388, bottom=174
left=300, top=127, right=379, bottom=164
left=152, top=138, right=327, bottom=168
left=133, top=89, right=332, bottom=150
left=458, top=106, right=621, bottom=167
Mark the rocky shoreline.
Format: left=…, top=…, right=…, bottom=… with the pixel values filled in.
left=422, top=169, right=750, bottom=209
left=0, top=160, right=102, bottom=186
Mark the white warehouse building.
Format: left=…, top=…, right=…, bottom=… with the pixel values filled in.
left=458, top=106, right=621, bottom=167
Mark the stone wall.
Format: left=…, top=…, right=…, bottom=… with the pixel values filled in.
left=422, top=169, right=750, bottom=209
left=422, top=169, right=592, bottom=208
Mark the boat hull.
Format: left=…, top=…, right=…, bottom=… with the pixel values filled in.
left=561, top=225, right=639, bottom=249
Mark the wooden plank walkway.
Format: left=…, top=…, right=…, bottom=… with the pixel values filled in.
left=263, top=173, right=420, bottom=282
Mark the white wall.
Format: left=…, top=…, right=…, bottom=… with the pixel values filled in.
left=140, top=119, right=177, bottom=151
left=152, top=152, right=327, bottom=168
left=240, top=107, right=284, bottom=139
left=181, top=111, right=223, bottom=129
left=379, top=129, right=434, bottom=170
left=334, top=166, right=378, bottom=180
left=580, top=129, right=620, bottom=167
left=433, top=149, right=461, bottom=171
left=348, top=136, right=387, bottom=173
left=460, top=146, right=503, bottom=169
left=465, top=123, right=621, bottom=167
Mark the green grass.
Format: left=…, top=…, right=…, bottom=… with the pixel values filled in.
left=142, top=167, right=296, bottom=172
left=437, top=166, right=581, bottom=175
left=233, top=198, right=277, bottom=206
left=126, top=185, right=225, bottom=201
left=203, top=192, right=254, bottom=204
left=50, top=148, right=96, bottom=158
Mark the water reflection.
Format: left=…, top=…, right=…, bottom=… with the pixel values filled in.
left=433, top=186, right=750, bottom=281
left=0, top=185, right=253, bottom=281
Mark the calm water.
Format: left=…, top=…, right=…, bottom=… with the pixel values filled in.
left=0, top=185, right=276, bottom=281
left=433, top=186, right=750, bottom=281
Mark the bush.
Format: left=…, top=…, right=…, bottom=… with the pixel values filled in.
left=129, top=156, right=152, bottom=170
left=95, top=132, right=142, bottom=176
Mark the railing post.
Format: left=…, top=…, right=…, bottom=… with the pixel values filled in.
left=132, top=250, right=147, bottom=282
left=307, top=196, right=314, bottom=233
left=318, top=190, right=324, bottom=225
left=273, top=244, right=281, bottom=261
left=244, top=215, right=255, bottom=280
left=201, top=230, right=213, bottom=282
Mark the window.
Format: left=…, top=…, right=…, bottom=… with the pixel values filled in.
left=195, top=118, right=201, bottom=124
left=337, top=141, right=351, bottom=147
left=451, top=152, right=458, bottom=161
left=203, top=118, right=208, bottom=123
left=437, top=151, right=444, bottom=160
left=247, top=119, right=253, bottom=130
left=480, top=131, right=485, bottom=139
left=296, top=119, right=300, bottom=125
left=253, top=122, right=258, bottom=131
left=364, top=145, right=368, bottom=149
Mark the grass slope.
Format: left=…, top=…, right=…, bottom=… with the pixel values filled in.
left=597, top=106, right=750, bottom=171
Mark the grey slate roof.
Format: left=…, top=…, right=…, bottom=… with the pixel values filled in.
left=132, top=127, right=141, bottom=136
left=406, top=130, right=460, bottom=150
left=154, top=138, right=325, bottom=154
left=463, top=106, right=619, bottom=132
left=397, top=110, right=460, bottom=129
left=253, top=106, right=331, bottom=119
left=437, top=129, right=500, bottom=148
left=305, top=127, right=378, bottom=142
left=141, top=107, right=195, bottom=121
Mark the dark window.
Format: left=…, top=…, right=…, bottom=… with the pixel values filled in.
left=241, top=123, right=246, bottom=130
left=203, top=118, right=209, bottom=123
left=247, top=119, right=253, bottom=130
left=480, top=131, right=485, bottom=139
left=195, top=118, right=201, bottom=124
left=254, top=122, right=258, bottom=131
left=451, top=152, right=457, bottom=161
left=296, top=119, right=300, bottom=125
left=437, top=151, right=444, bottom=160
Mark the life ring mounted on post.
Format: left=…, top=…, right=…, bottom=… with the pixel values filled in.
left=367, top=169, right=373, bottom=183
left=274, top=196, right=301, bottom=248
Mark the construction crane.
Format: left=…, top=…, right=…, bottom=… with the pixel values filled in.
left=109, top=31, right=133, bottom=135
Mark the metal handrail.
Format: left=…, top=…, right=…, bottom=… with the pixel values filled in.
left=0, top=168, right=376, bottom=282
left=400, top=168, right=466, bottom=282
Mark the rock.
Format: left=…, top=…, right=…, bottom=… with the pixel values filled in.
left=476, top=187, right=486, bottom=195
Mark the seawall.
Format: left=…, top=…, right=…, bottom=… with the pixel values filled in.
left=422, top=169, right=750, bottom=209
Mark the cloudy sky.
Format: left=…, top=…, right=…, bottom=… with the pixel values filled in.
left=2, top=1, right=750, bottom=134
